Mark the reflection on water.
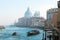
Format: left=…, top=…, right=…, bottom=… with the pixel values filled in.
left=0, top=26, right=44, bottom=40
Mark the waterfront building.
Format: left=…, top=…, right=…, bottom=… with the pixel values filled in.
left=56, top=1, right=60, bottom=40
left=15, top=17, right=45, bottom=27
left=30, top=17, right=45, bottom=27
left=47, top=0, right=60, bottom=29
left=15, top=17, right=32, bottom=27
left=46, top=1, right=60, bottom=40
left=47, top=8, right=59, bottom=40
left=15, top=18, right=26, bottom=26
left=57, top=1, right=60, bottom=29
left=47, top=8, right=57, bottom=28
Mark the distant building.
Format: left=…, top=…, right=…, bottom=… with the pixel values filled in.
left=34, top=11, right=40, bottom=17
left=15, top=17, right=45, bottom=27
left=24, top=7, right=32, bottom=18
left=30, top=17, right=45, bottom=27
left=15, top=7, right=45, bottom=27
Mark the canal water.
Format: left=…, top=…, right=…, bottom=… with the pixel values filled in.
left=0, top=26, right=44, bottom=40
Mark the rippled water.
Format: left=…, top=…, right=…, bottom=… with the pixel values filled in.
left=0, top=26, right=44, bottom=40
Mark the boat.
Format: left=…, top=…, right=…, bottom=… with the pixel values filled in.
left=0, top=25, right=5, bottom=29
left=27, top=30, right=40, bottom=36
left=12, top=32, right=17, bottom=36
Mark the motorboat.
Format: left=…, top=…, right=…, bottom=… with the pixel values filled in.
left=12, top=32, right=17, bottom=36
left=27, top=30, right=40, bottom=36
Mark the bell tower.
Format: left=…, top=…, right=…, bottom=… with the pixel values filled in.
left=58, top=0, right=60, bottom=8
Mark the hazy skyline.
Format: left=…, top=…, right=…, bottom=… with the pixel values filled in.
left=0, top=0, right=59, bottom=25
